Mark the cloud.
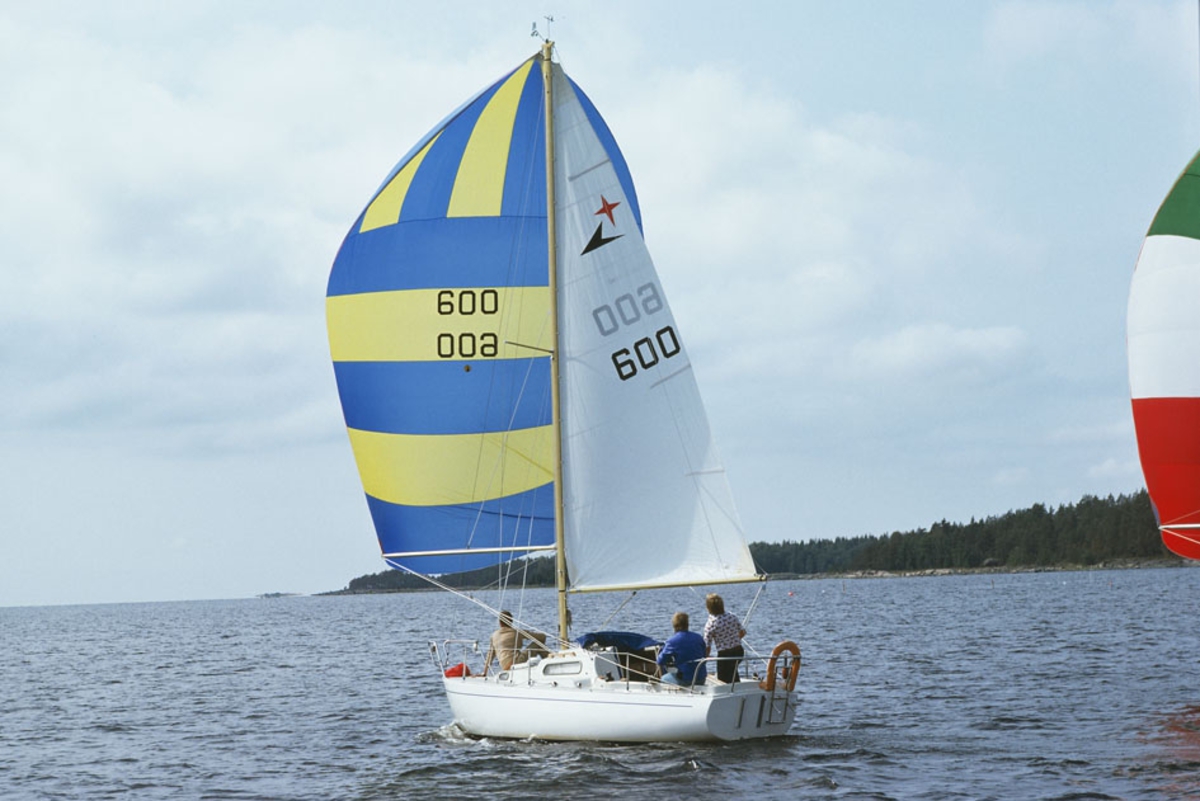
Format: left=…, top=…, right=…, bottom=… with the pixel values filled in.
left=984, top=0, right=1194, bottom=79
left=625, top=65, right=997, bottom=277
left=0, top=16, right=382, bottom=452
left=984, top=2, right=1109, bottom=66
left=1050, top=420, right=1134, bottom=445
left=1086, top=456, right=1141, bottom=481
left=602, top=60, right=1032, bottom=411
left=850, top=323, right=1028, bottom=382
left=993, top=467, right=1031, bottom=486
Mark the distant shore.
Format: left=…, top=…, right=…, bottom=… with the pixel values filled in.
left=319, top=557, right=1192, bottom=596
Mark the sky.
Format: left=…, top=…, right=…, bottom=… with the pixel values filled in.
left=1, top=1, right=1196, bottom=607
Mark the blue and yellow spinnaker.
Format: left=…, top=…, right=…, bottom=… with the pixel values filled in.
left=326, top=54, right=640, bottom=575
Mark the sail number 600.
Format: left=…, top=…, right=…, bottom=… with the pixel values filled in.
left=612, top=326, right=681, bottom=381
left=438, top=289, right=499, bottom=316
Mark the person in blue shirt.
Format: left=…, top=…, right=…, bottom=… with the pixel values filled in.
left=656, top=612, right=708, bottom=687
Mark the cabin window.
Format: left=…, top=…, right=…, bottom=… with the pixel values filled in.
left=543, top=661, right=582, bottom=676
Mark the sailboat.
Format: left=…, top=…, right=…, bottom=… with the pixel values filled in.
left=326, top=41, right=800, bottom=742
left=1128, top=150, right=1200, bottom=560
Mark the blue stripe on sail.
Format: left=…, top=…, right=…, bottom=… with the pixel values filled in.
left=396, top=82, right=501, bottom=222
left=367, top=490, right=556, bottom=574
left=569, top=77, right=643, bottom=235
left=501, top=67, right=548, bottom=218
left=365, top=63, right=529, bottom=206
left=332, top=358, right=551, bottom=435
left=326, top=216, right=549, bottom=296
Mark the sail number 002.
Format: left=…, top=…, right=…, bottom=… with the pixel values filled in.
left=436, top=289, right=499, bottom=359
left=592, top=283, right=681, bottom=381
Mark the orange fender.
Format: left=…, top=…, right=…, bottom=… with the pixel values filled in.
left=759, top=640, right=800, bottom=692
left=444, top=662, right=472, bottom=678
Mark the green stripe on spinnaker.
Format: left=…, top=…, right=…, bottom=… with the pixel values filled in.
left=1148, top=150, right=1200, bottom=240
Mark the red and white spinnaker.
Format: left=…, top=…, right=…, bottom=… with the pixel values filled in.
left=1129, top=150, right=1200, bottom=559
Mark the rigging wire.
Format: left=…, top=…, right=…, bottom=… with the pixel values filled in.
left=386, top=560, right=561, bottom=648
left=739, top=582, right=769, bottom=659
left=598, top=591, right=638, bottom=629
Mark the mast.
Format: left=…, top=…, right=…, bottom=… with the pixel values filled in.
left=541, top=40, right=570, bottom=645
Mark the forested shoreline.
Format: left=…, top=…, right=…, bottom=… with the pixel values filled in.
left=335, top=490, right=1179, bottom=594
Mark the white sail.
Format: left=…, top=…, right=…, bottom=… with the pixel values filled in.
left=550, top=67, right=757, bottom=592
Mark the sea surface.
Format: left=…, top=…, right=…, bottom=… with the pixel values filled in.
left=4, top=568, right=1200, bottom=799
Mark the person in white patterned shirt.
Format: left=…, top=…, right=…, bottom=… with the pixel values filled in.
left=702, top=593, right=746, bottom=684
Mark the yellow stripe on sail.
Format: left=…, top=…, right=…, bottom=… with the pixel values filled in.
left=347, top=425, right=554, bottom=506
left=326, top=286, right=551, bottom=362
left=447, top=59, right=535, bottom=218
left=360, top=132, right=442, bottom=233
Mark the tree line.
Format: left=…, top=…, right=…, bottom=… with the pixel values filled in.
left=339, top=490, right=1172, bottom=593
left=752, top=490, right=1168, bottom=575
left=343, top=553, right=557, bottom=593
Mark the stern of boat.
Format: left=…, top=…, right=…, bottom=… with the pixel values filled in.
left=704, top=682, right=798, bottom=740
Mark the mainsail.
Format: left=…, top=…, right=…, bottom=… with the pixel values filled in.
left=327, top=51, right=757, bottom=591
left=1128, top=149, right=1200, bottom=560
left=549, top=68, right=756, bottom=590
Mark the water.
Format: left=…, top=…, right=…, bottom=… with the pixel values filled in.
left=4, top=568, right=1200, bottom=799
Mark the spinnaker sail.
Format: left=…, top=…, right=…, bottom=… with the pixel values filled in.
left=327, top=57, right=559, bottom=576
left=1128, top=149, right=1200, bottom=560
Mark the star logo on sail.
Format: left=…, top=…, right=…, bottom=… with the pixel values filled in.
left=595, top=195, right=620, bottom=224
left=582, top=195, right=624, bottom=255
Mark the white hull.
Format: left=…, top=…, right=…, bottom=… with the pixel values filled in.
left=443, top=650, right=797, bottom=742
